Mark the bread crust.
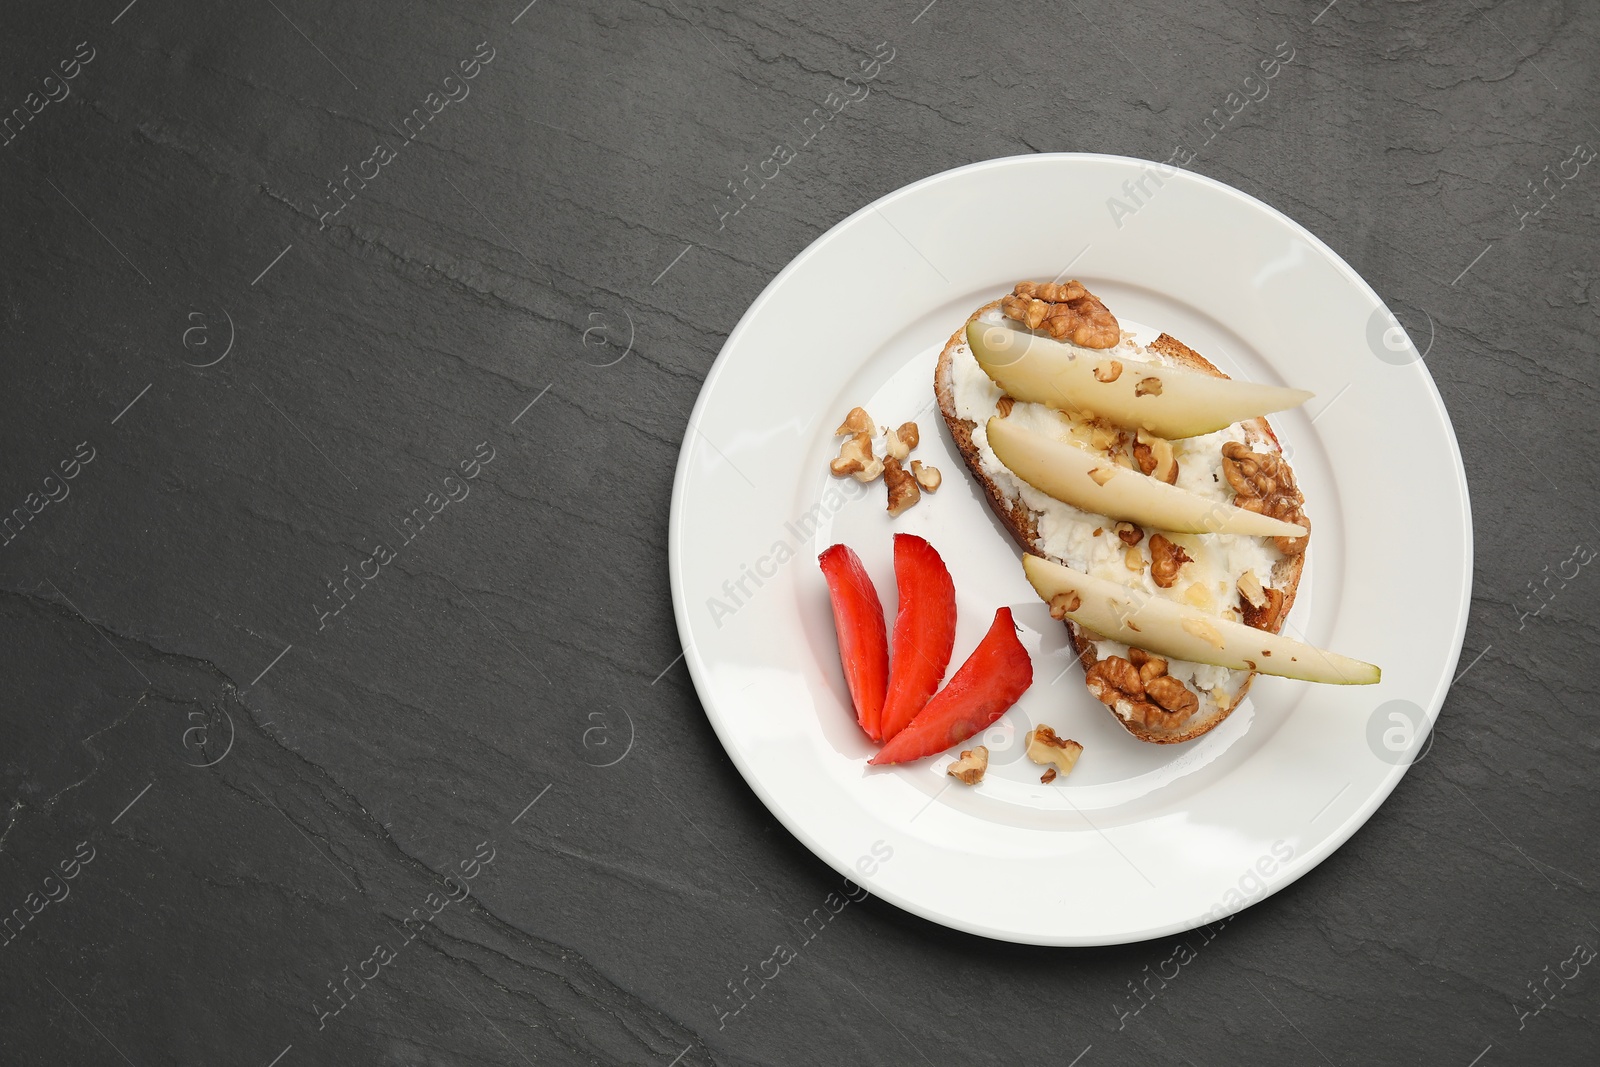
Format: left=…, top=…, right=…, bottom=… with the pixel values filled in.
left=934, top=302, right=1307, bottom=743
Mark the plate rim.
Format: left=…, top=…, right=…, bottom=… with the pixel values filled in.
left=667, top=152, right=1474, bottom=945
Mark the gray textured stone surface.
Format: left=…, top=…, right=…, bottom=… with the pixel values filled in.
left=0, top=0, right=1595, bottom=1064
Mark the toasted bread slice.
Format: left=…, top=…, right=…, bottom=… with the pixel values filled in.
left=935, top=300, right=1307, bottom=743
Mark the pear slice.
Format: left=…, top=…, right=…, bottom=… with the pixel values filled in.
left=967, top=322, right=1313, bottom=440
left=1022, top=555, right=1379, bottom=685
left=986, top=418, right=1305, bottom=538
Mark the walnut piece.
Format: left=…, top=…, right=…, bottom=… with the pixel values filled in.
left=835, top=406, right=874, bottom=436
left=996, top=395, right=1015, bottom=417
left=884, top=456, right=920, bottom=516
left=1040, top=767, right=1058, bottom=784
left=1088, top=466, right=1116, bottom=487
left=830, top=431, right=882, bottom=481
left=1093, top=360, right=1123, bottom=383
left=897, top=421, right=920, bottom=451
left=1115, top=521, right=1144, bottom=546
left=947, top=746, right=989, bottom=785
left=1135, top=376, right=1163, bottom=397
left=1148, top=534, right=1192, bottom=588
left=1133, top=429, right=1178, bottom=484
left=1240, top=584, right=1285, bottom=632
left=1000, top=280, right=1121, bottom=349
left=884, top=426, right=911, bottom=462
left=1048, top=591, right=1081, bottom=619
left=1237, top=569, right=1267, bottom=610
left=911, top=460, right=941, bottom=492
left=1124, top=545, right=1145, bottom=573
left=1026, top=726, right=1083, bottom=780
left=1221, top=441, right=1310, bottom=556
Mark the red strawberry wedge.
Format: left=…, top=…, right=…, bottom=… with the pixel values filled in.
left=818, top=544, right=890, bottom=741
left=878, top=534, right=958, bottom=740
left=869, top=607, right=1033, bottom=766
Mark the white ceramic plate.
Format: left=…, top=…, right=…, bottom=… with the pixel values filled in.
left=667, top=154, right=1471, bottom=946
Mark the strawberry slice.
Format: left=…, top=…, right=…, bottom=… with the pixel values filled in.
left=878, top=534, right=957, bottom=740
left=818, top=544, right=890, bottom=741
left=869, top=607, right=1033, bottom=765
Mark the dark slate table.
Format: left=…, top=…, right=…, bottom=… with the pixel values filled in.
left=1, top=1, right=1594, bottom=1064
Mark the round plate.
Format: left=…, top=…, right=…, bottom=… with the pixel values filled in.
left=667, top=154, right=1471, bottom=946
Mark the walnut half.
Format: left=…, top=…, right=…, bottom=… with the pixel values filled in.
left=1085, top=652, right=1201, bottom=730
left=1221, top=441, right=1310, bottom=557
left=1000, top=280, right=1121, bottom=348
